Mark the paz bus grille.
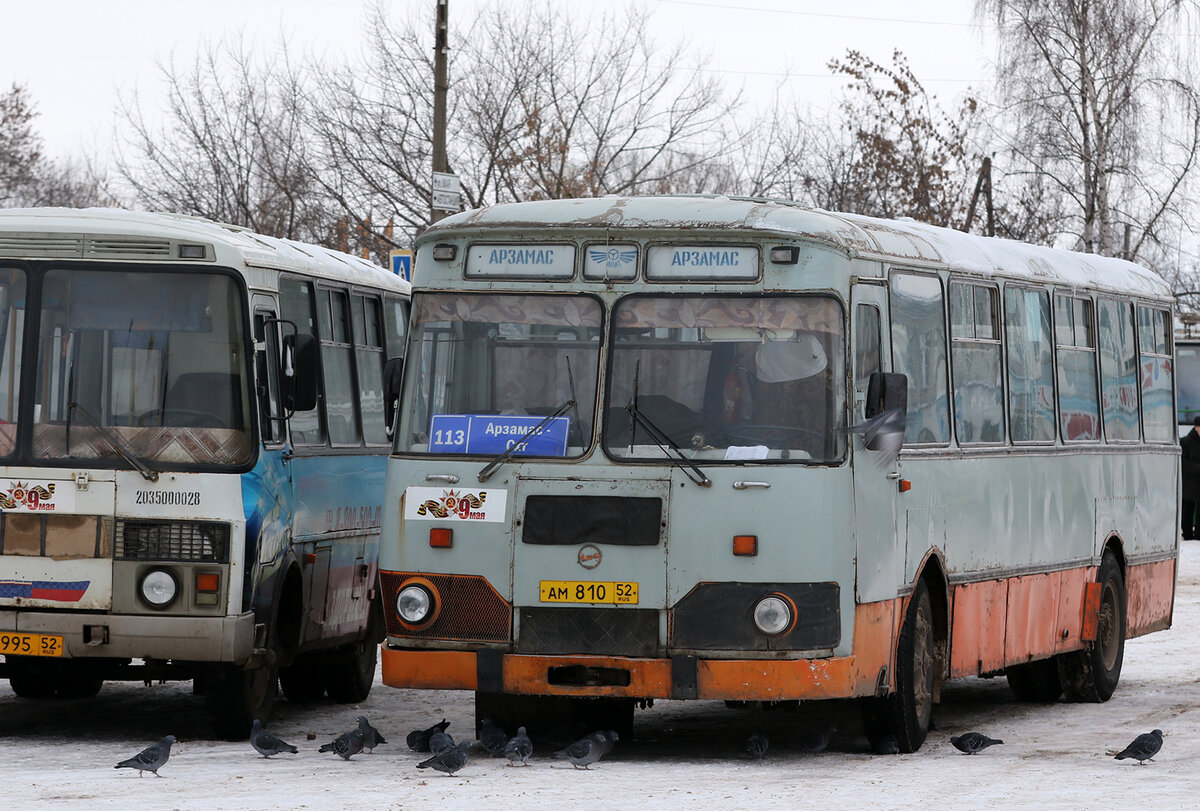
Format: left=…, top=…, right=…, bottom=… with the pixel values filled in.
left=517, top=607, right=659, bottom=656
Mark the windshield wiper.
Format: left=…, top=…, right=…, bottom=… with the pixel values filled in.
left=477, top=399, right=575, bottom=483
left=624, top=396, right=712, bottom=487
left=67, top=400, right=159, bottom=482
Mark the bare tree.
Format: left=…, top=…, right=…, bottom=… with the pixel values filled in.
left=310, top=0, right=738, bottom=246
left=114, top=38, right=326, bottom=242
left=978, top=0, right=1200, bottom=261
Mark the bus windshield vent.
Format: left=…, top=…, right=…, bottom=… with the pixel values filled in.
left=84, top=238, right=172, bottom=258
left=115, top=519, right=230, bottom=563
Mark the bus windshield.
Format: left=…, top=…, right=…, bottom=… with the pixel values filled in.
left=30, top=267, right=253, bottom=468
left=397, top=292, right=603, bottom=457
left=1178, top=340, right=1200, bottom=428
left=604, top=294, right=846, bottom=462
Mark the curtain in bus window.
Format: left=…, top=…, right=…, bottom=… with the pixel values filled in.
left=1139, top=305, right=1174, bottom=442
left=1097, top=299, right=1139, bottom=440
left=949, top=283, right=1003, bottom=444
left=1004, top=287, right=1056, bottom=442
left=0, top=268, right=25, bottom=457
left=890, top=273, right=949, bottom=444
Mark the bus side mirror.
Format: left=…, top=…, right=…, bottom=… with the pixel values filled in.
left=282, top=333, right=319, bottom=413
left=865, top=371, right=907, bottom=419
left=383, top=356, right=405, bottom=438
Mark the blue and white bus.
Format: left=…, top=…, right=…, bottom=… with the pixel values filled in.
left=0, top=208, right=409, bottom=737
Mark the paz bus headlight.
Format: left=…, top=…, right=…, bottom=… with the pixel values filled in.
left=396, top=584, right=435, bottom=625
left=140, top=568, right=179, bottom=609
left=753, top=594, right=794, bottom=635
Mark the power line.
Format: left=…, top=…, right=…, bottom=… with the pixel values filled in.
left=648, top=0, right=977, bottom=28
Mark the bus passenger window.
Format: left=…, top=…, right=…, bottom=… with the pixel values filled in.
left=1004, top=287, right=1056, bottom=442
left=949, top=282, right=1003, bottom=444
left=1054, top=293, right=1100, bottom=441
left=890, top=272, right=949, bottom=444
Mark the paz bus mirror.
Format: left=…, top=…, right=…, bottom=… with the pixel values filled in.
left=282, top=332, right=320, bottom=413
left=383, top=356, right=405, bottom=438
left=865, top=371, right=908, bottom=419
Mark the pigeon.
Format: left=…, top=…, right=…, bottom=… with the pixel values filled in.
left=357, top=716, right=387, bottom=754
left=1114, top=729, right=1163, bottom=764
left=554, top=730, right=618, bottom=769
left=745, top=732, right=769, bottom=760
left=950, top=732, right=1004, bottom=754
left=797, top=723, right=837, bottom=753
left=318, top=727, right=365, bottom=760
left=503, top=726, right=534, bottom=766
left=479, top=718, right=509, bottom=757
left=429, top=730, right=455, bottom=754
left=417, top=740, right=472, bottom=776
left=844, top=407, right=905, bottom=470
left=250, top=719, right=298, bottom=758
left=407, top=718, right=450, bottom=752
left=115, top=735, right=176, bottom=777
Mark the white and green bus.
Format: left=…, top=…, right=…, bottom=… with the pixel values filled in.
left=379, top=196, right=1177, bottom=752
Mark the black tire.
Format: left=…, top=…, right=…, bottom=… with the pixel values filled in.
left=279, top=657, right=327, bottom=703
left=52, top=676, right=104, bottom=699
left=1059, top=551, right=1125, bottom=702
left=864, top=578, right=936, bottom=754
left=325, top=603, right=382, bottom=704
left=205, top=660, right=278, bottom=740
left=6, top=657, right=102, bottom=699
left=8, top=674, right=56, bottom=698
left=1005, top=658, right=1062, bottom=702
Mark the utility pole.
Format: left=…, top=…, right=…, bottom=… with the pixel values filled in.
left=964, top=156, right=994, bottom=236
left=430, top=0, right=450, bottom=225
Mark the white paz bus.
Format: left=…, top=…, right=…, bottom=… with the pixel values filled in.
left=379, top=196, right=1176, bottom=752
left=0, top=208, right=409, bottom=737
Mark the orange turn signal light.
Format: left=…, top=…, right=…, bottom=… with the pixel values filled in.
left=195, top=572, right=220, bottom=593
left=430, top=527, right=453, bottom=548
left=733, top=535, right=758, bottom=556
left=898, top=479, right=912, bottom=492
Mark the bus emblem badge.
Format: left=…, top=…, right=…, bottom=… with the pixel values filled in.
left=578, top=545, right=602, bottom=570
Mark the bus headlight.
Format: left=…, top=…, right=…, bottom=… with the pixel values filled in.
left=139, top=568, right=179, bottom=609
left=396, top=584, right=435, bottom=625
left=753, top=594, right=794, bottom=635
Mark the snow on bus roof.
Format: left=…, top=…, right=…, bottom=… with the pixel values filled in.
left=0, top=207, right=410, bottom=294
left=428, top=196, right=1167, bottom=298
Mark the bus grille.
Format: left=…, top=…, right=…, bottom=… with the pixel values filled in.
left=518, top=607, right=659, bottom=656
left=115, top=520, right=230, bottom=562
left=380, top=571, right=511, bottom=642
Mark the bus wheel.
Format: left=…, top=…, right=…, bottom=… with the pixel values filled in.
left=279, top=656, right=327, bottom=703
left=205, top=660, right=278, bottom=740
left=8, top=674, right=56, bottom=698
left=325, top=604, right=381, bottom=704
left=864, top=578, right=935, bottom=753
left=1006, top=658, right=1062, bottom=702
left=1059, top=551, right=1125, bottom=702
left=52, top=676, right=104, bottom=699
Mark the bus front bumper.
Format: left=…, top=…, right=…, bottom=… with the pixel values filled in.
left=0, top=610, right=256, bottom=663
left=382, top=646, right=888, bottom=701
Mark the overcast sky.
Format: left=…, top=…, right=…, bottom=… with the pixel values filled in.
left=2, top=0, right=995, bottom=162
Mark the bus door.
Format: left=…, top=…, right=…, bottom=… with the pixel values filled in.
left=850, top=282, right=903, bottom=604
left=511, top=475, right=669, bottom=651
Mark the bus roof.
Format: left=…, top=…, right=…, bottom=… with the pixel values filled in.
left=424, top=195, right=1168, bottom=299
left=0, top=207, right=411, bottom=295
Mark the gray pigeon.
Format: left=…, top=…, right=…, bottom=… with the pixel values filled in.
left=356, top=716, right=387, bottom=754
left=250, top=719, right=298, bottom=758
left=745, top=732, right=769, bottom=760
left=417, top=739, right=472, bottom=776
left=554, top=730, right=618, bottom=769
left=797, top=723, right=837, bottom=753
left=503, top=726, right=533, bottom=766
left=428, top=729, right=455, bottom=754
left=844, top=407, right=905, bottom=470
left=407, top=718, right=450, bottom=752
left=479, top=718, right=508, bottom=757
left=1114, top=729, right=1163, bottom=764
left=950, top=732, right=1004, bottom=754
left=318, top=727, right=365, bottom=760
left=115, top=735, right=176, bottom=777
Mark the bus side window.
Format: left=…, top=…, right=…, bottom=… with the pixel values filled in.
left=254, top=311, right=284, bottom=444
left=280, top=277, right=327, bottom=446
left=890, top=271, right=950, bottom=444
left=854, top=304, right=881, bottom=422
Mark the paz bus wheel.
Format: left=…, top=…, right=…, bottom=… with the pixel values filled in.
left=864, top=578, right=935, bottom=753
left=325, top=601, right=381, bottom=704
left=278, top=656, right=327, bottom=703
left=1059, top=551, right=1125, bottom=702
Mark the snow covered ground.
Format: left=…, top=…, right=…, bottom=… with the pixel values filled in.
left=4, top=544, right=1199, bottom=810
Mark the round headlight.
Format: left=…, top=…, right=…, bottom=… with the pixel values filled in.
left=396, top=584, right=434, bottom=625
left=140, top=569, right=178, bottom=608
left=753, top=594, right=793, bottom=635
